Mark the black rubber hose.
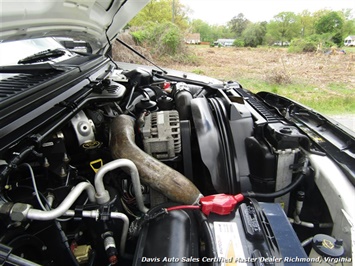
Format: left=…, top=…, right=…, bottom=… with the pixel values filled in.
left=0, top=146, right=35, bottom=181
left=174, top=89, right=193, bottom=120
left=242, top=158, right=310, bottom=199
left=242, top=172, right=305, bottom=199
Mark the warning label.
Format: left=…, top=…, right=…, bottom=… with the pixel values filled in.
left=213, top=222, right=247, bottom=266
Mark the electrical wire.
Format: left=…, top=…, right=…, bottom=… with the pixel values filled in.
left=301, top=237, right=313, bottom=247
left=165, top=205, right=200, bottom=212
left=0, top=193, right=8, bottom=203
left=22, top=163, right=47, bottom=211
left=65, top=165, right=77, bottom=186
left=120, top=198, right=139, bottom=218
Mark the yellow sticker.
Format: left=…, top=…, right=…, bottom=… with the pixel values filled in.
left=226, top=240, right=236, bottom=266
left=322, top=239, right=334, bottom=249
left=213, top=222, right=246, bottom=266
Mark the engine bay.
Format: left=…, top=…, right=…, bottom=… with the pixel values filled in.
left=0, top=64, right=353, bottom=266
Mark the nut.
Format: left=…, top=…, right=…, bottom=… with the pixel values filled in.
left=10, top=203, right=32, bottom=221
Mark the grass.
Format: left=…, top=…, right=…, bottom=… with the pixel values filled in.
left=162, top=46, right=355, bottom=115
left=191, top=69, right=205, bottom=75
left=239, top=78, right=355, bottom=114
left=343, top=46, right=355, bottom=54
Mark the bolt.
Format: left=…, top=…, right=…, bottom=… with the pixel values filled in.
left=63, top=153, right=70, bottom=162
left=60, top=167, right=66, bottom=178
left=280, top=127, right=292, bottom=134
left=43, top=157, right=50, bottom=168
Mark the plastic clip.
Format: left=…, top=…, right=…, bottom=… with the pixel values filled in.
left=74, top=206, right=84, bottom=221
left=99, top=204, right=111, bottom=221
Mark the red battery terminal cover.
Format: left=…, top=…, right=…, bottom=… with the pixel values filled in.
left=200, top=193, right=244, bottom=216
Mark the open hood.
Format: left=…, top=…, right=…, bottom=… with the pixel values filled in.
left=0, top=0, right=149, bottom=53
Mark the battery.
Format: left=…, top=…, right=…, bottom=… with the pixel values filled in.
left=208, top=199, right=310, bottom=265
left=133, top=200, right=309, bottom=265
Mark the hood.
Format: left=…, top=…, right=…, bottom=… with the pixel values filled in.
left=0, top=0, right=149, bottom=53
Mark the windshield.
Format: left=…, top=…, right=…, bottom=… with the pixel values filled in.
left=0, top=38, right=65, bottom=66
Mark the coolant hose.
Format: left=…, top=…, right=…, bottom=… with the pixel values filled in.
left=110, top=115, right=203, bottom=205
left=242, top=158, right=310, bottom=199
left=242, top=172, right=305, bottom=199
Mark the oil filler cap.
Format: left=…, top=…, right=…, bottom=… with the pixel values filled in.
left=312, top=234, right=344, bottom=258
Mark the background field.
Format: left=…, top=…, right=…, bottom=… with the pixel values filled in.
left=156, top=45, right=355, bottom=115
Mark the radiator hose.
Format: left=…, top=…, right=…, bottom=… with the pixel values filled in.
left=242, top=158, right=310, bottom=199
left=110, top=115, right=203, bottom=205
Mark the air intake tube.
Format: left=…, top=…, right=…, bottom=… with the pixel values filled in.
left=110, top=115, right=202, bottom=205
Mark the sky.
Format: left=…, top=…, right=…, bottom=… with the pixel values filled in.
left=180, top=0, right=355, bottom=25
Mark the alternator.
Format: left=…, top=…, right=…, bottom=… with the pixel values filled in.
left=142, top=111, right=181, bottom=159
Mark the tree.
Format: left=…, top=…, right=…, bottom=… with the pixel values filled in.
left=228, top=13, right=250, bottom=37
left=267, top=12, right=300, bottom=45
left=210, top=24, right=234, bottom=40
left=131, top=22, right=185, bottom=56
left=242, top=22, right=267, bottom=47
left=315, top=11, right=344, bottom=45
left=129, top=0, right=189, bottom=30
left=189, top=20, right=233, bottom=42
left=171, top=0, right=191, bottom=29
left=315, top=11, right=344, bottom=34
left=190, top=19, right=213, bottom=42
left=338, top=9, right=355, bottom=39
left=297, top=10, right=316, bottom=37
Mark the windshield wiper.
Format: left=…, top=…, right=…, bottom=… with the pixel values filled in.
left=18, top=48, right=67, bottom=64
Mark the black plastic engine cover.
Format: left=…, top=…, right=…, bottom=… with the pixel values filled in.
left=265, top=122, right=307, bottom=150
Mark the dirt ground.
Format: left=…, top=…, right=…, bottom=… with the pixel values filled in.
left=113, top=43, right=355, bottom=131
left=159, top=46, right=355, bottom=132
left=112, top=41, right=354, bottom=89
left=162, top=46, right=355, bottom=131
left=159, top=46, right=355, bottom=89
